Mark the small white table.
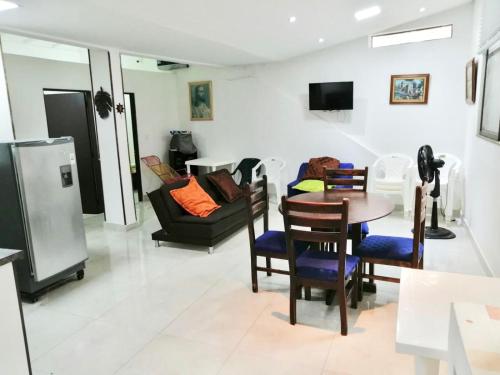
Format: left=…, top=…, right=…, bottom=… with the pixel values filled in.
left=184, top=158, right=236, bottom=174
left=449, top=302, right=500, bottom=375
left=396, top=269, right=500, bottom=375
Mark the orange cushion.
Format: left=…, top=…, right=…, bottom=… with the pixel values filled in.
left=169, top=177, right=221, bottom=217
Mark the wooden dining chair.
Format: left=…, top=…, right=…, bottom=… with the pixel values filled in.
left=323, top=166, right=369, bottom=192
left=355, top=183, right=428, bottom=300
left=243, top=176, right=309, bottom=293
left=281, top=196, right=360, bottom=336
left=323, top=166, right=370, bottom=241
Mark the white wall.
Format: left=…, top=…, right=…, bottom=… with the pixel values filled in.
left=2, top=54, right=92, bottom=139
left=0, top=45, right=13, bottom=141
left=3, top=53, right=179, bottom=197
left=463, top=0, right=500, bottom=276
left=122, top=69, right=179, bottom=194
left=174, top=5, right=473, bottom=189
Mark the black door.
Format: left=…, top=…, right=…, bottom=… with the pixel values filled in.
left=44, top=90, right=104, bottom=214
left=124, top=93, right=142, bottom=202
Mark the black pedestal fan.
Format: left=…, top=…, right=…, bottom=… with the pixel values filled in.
left=417, top=145, right=456, bottom=240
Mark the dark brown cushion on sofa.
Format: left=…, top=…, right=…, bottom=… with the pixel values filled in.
left=207, top=169, right=242, bottom=203
left=302, top=157, right=340, bottom=180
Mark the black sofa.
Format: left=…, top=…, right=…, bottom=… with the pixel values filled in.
left=148, top=174, right=248, bottom=254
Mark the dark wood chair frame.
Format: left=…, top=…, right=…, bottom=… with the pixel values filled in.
left=323, top=166, right=369, bottom=192
left=244, top=176, right=290, bottom=293
left=281, top=197, right=358, bottom=336
left=357, top=183, right=428, bottom=301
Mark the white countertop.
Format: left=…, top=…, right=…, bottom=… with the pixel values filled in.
left=449, top=302, right=500, bottom=374
left=396, top=269, right=500, bottom=361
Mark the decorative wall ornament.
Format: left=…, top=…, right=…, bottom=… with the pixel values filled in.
left=389, top=74, right=430, bottom=105
left=189, top=81, right=213, bottom=121
left=94, top=87, right=113, bottom=119
left=116, top=103, right=124, bottom=114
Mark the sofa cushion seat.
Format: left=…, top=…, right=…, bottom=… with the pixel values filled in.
left=174, top=198, right=246, bottom=225
left=169, top=198, right=247, bottom=240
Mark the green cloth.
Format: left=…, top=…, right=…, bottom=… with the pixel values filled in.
left=292, top=179, right=334, bottom=192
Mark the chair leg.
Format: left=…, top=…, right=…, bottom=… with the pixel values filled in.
left=290, top=277, right=297, bottom=325
left=369, top=263, right=375, bottom=285
left=339, top=287, right=348, bottom=336
left=351, top=271, right=358, bottom=309
left=296, top=285, right=303, bottom=300
left=304, top=286, right=311, bottom=301
left=266, top=257, right=272, bottom=276
left=419, top=255, right=424, bottom=270
left=154, top=240, right=160, bottom=248
left=251, top=255, right=258, bottom=293
left=326, top=290, right=335, bottom=305
left=358, top=263, right=364, bottom=302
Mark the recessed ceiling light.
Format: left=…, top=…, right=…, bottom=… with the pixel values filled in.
left=0, top=0, right=18, bottom=12
left=354, top=6, right=381, bottom=21
left=419, top=7, right=426, bottom=12
left=318, top=38, right=325, bottom=43
left=289, top=16, right=297, bottom=23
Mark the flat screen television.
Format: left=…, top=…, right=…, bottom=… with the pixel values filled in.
left=309, top=81, right=353, bottom=110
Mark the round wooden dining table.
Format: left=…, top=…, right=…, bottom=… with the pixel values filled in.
left=282, top=190, right=395, bottom=292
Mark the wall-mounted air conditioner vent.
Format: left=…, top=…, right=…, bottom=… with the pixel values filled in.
left=157, top=60, right=189, bottom=71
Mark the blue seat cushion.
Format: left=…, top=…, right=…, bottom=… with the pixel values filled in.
left=254, top=230, right=308, bottom=255
left=355, top=235, right=423, bottom=262
left=296, top=250, right=360, bottom=281
left=348, top=222, right=369, bottom=235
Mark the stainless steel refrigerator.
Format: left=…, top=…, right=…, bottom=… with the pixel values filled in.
left=0, top=137, right=88, bottom=301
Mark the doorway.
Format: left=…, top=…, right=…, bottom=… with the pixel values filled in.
left=124, top=92, right=142, bottom=202
left=43, top=89, right=104, bottom=214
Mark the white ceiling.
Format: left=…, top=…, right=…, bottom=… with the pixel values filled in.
left=0, top=0, right=471, bottom=66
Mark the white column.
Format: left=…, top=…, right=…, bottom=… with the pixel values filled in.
left=88, top=49, right=136, bottom=228
left=0, top=40, right=14, bottom=141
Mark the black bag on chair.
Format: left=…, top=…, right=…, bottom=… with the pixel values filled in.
left=170, top=132, right=197, bottom=154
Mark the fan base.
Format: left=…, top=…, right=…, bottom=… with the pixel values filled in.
left=425, top=226, right=456, bottom=240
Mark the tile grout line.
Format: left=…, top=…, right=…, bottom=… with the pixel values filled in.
left=215, top=290, right=274, bottom=375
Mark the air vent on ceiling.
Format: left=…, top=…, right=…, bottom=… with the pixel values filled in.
left=157, top=60, right=189, bottom=71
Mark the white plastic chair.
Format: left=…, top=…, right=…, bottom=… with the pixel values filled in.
left=411, top=153, right=462, bottom=222
left=370, top=154, right=414, bottom=216
left=252, top=157, right=286, bottom=203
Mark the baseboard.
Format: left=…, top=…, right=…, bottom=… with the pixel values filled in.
left=463, top=218, right=495, bottom=277
left=103, top=221, right=140, bottom=232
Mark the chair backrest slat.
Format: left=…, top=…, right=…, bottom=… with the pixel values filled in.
left=285, top=200, right=344, bottom=214
left=323, top=167, right=368, bottom=192
left=329, top=178, right=366, bottom=187
left=290, top=229, right=343, bottom=243
left=287, top=214, right=342, bottom=229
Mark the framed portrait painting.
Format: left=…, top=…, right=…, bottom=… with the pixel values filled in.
left=390, top=74, right=430, bottom=104
left=189, top=80, right=213, bottom=121
left=465, top=58, right=478, bottom=104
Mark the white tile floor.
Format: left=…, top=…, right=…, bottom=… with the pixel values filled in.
left=24, top=201, right=485, bottom=375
